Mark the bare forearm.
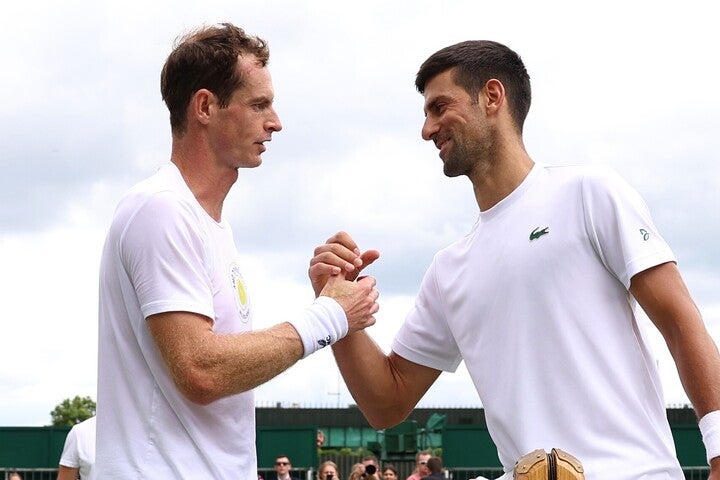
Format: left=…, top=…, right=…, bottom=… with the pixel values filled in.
left=208, top=323, right=304, bottom=395
left=630, top=263, right=720, bottom=418
left=667, top=327, right=720, bottom=418
left=166, top=321, right=304, bottom=404
left=332, top=332, right=415, bottom=429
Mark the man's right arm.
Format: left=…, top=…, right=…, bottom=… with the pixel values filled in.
left=311, top=231, right=441, bottom=429
left=332, top=331, right=441, bottom=429
left=148, top=273, right=379, bottom=405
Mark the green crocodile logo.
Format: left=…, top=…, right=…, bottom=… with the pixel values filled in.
left=529, top=226, right=550, bottom=241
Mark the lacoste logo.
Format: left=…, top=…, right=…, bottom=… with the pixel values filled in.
left=639, top=229, right=650, bottom=241
left=529, top=226, right=550, bottom=241
left=317, top=335, right=332, bottom=348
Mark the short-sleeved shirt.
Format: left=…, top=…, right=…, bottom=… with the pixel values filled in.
left=393, top=164, right=682, bottom=480
left=96, top=163, right=256, bottom=479
left=59, top=416, right=96, bottom=479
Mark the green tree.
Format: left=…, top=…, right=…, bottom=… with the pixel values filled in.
left=50, top=395, right=96, bottom=426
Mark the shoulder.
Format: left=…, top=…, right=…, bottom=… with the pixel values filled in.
left=113, top=172, right=206, bottom=241
left=75, top=416, right=96, bottom=435
left=120, top=170, right=197, bottom=218
left=539, top=163, right=621, bottom=187
left=539, top=163, right=641, bottom=206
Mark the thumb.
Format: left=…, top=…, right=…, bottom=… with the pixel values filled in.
left=356, top=275, right=377, bottom=290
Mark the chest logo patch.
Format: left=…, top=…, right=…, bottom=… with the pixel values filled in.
left=529, top=226, right=550, bottom=241
left=230, top=263, right=251, bottom=322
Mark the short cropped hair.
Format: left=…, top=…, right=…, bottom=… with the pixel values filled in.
left=160, top=22, right=269, bottom=136
left=415, top=40, right=531, bottom=133
left=426, top=456, right=443, bottom=474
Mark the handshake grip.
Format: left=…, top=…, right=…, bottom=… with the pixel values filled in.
left=513, top=448, right=584, bottom=480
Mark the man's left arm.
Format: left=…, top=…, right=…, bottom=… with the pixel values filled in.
left=630, top=261, right=720, bottom=477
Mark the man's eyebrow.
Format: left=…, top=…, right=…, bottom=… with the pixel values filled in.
left=424, top=94, right=449, bottom=113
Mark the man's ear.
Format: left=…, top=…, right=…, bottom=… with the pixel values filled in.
left=484, top=79, right=505, bottom=116
left=189, top=89, right=215, bottom=126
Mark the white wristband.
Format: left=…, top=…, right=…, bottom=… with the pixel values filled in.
left=699, top=410, right=720, bottom=464
left=288, top=296, right=348, bottom=359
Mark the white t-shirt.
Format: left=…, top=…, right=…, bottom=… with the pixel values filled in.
left=59, top=416, right=96, bottom=479
left=392, top=164, right=683, bottom=480
left=96, top=163, right=256, bottom=479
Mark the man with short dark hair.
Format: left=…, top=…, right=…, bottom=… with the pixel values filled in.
left=314, top=40, right=720, bottom=480
left=95, top=23, right=379, bottom=479
left=361, top=455, right=380, bottom=480
left=271, top=455, right=300, bottom=480
left=420, top=457, right=443, bottom=480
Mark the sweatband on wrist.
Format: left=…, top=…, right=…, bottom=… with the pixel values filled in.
left=699, top=410, right=720, bottom=464
left=288, top=296, right=348, bottom=359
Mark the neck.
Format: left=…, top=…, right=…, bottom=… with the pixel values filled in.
left=468, top=134, right=534, bottom=212
left=170, top=137, right=238, bottom=222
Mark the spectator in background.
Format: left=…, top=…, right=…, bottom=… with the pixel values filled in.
left=420, top=457, right=444, bottom=480
left=382, top=464, right=399, bottom=480
left=270, top=454, right=300, bottom=480
left=8, top=472, right=22, bottom=480
left=317, top=430, right=326, bottom=448
left=57, top=415, right=96, bottom=480
left=317, top=461, right=339, bottom=480
left=348, top=463, right=364, bottom=480
left=361, top=455, right=380, bottom=480
left=406, top=451, right=431, bottom=480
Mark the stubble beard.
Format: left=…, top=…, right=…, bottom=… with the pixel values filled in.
left=443, top=138, right=480, bottom=178
left=443, top=126, right=495, bottom=179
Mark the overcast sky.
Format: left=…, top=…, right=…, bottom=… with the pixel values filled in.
left=1, top=0, right=718, bottom=426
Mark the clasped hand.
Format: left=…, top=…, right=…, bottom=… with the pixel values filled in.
left=308, top=231, right=381, bottom=333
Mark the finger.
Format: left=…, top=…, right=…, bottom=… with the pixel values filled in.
left=310, top=249, right=358, bottom=273
left=324, top=231, right=361, bottom=254
left=360, top=249, right=381, bottom=266
left=308, top=261, right=342, bottom=278
left=350, top=249, right=381, bottom=276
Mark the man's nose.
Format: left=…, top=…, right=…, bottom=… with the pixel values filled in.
left=267, top=107, right=282, bottom=132
left=421, top=116, right=438, bottom=141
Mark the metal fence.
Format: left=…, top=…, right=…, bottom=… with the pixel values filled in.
left=1, top=469, right=56, bottom=480
left=3, top=465, right=711, bottom=480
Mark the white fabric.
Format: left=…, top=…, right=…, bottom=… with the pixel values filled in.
left=289, top=296, right=349, bottom=358
left=700, top=410, right=720, bottom=463
left=392, top=164, right=682, bottom=480
left=59, top=416, right=96, bottom=479
left=96, top=163, right=256, bottom=479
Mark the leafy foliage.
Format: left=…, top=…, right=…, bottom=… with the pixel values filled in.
left=50, top=395, right=96, bottom=426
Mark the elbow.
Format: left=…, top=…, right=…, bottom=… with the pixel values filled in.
left=365, top=405, right=411, bottom=430
left=367, top=417, right=397, bottom=431
left=176, top=368, right=223, bottom=405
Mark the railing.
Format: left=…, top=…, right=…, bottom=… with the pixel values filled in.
left=682, top=467, right=712, bottom=480
left=1, top=469, right=57, bottom=480
left=3, top=465, right=711, bottom=480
